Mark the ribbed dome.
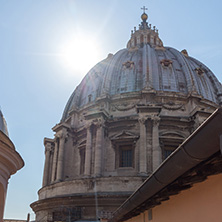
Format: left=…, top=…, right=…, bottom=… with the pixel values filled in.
left=62, top=14, right=222, bottom=121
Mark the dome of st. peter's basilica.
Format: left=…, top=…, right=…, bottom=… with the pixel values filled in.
left=31, top=10, right=222, bottom=222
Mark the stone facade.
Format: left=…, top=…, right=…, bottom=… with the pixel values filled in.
left=31, top=11, right=222, bottom=222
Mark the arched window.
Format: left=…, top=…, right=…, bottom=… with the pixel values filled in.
left=88, top=94, right=92, bottom=103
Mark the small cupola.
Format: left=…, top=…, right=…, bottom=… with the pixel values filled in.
left=127, top=6, right=163, bottom=49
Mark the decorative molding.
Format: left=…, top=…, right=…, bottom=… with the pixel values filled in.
left=93, top=118, right=105, bottom=128
left=85, top=121, right=93, bottom=130
left=45, top=143, right=53, bottom=153
left=56, top=129, right=68, bottom=140
left=113, top=102, right=136, bottom=111
left=163, top=102, right=185, bottom=111
left=151, top=115, right=160, bottom=126
left=138, top=116, right=147, bottom=124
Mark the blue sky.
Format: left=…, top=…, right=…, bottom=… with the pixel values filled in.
left=1, top=0, right=222, bottom=220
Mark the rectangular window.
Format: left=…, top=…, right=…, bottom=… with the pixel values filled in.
left=164, top=149, right=173, bottom=159
left=163, top=145, right=178, bottom=159
left=148, top=209, right=152, bottom=221
left=80, top=148, right=85, bottom=174
left=119, top=145, right=133, bottom=167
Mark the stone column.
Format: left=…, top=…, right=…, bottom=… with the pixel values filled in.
left=152, top=115, right=161, bottom=171
left=84, top=123, right=92, bottom=176
left=94, top=119, right=104, bottom=176
left=56, top=131, right=66, bottom=181
left=42, top=142, right=52, bottom=186
left=51, top=137, right=58, bottom=182
left=138, top=117, right=147, bottom=175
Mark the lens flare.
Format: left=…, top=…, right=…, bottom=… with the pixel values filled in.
left=59, top=35, right=101, bottom=75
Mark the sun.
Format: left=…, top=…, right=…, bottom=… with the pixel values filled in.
left=59, top=35, right=101, bottom=75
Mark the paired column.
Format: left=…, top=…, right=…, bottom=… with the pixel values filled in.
left=94, top=120, right=104, bottom=176
left=42, top=141, right=52, bottom=186
left=56, top=131, right=67, bottom=181
left=84, top=123, right=92, bottom=176
left=139, top=117, right=147, bottom=175
left=51, top=137, right=59, bottom=182
left=152, top=116, right=161, bottom=171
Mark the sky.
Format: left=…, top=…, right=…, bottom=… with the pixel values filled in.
left=0, top=0, right=222, bottom=220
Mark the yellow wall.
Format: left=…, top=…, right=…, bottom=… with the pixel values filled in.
left=125, top=174, right=222, bottom=222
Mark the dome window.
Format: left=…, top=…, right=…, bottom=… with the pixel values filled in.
left=88, top=94, right=92, bottom=102
left=181, top=49, right=189, bottom=57
left=123, top=61, right=134, bottom=69
left=160, top=59, right=173, bottom=67
left=195, top=67, right=205, bottom=75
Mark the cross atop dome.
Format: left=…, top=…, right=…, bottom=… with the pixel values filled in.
left=141, top=6, right=148, bottom=13
left=141, top=6, right=148, bottom=22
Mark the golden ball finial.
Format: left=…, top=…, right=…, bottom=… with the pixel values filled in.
left=141, top=12, right=148, bottom=22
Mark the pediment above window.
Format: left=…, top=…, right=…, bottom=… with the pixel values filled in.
left=110, top=131, right=139, bottom=144
left=160, top=131, right=186, bottom=141
left=78, top=140, right=86, bottom=149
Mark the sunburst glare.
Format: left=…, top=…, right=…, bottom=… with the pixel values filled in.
left=58, top=34, right=101, bottom=75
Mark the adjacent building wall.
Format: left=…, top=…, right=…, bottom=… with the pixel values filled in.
left=0, top=130, right=24, bottom=222
left=125, top=174, right=222, bottom=222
